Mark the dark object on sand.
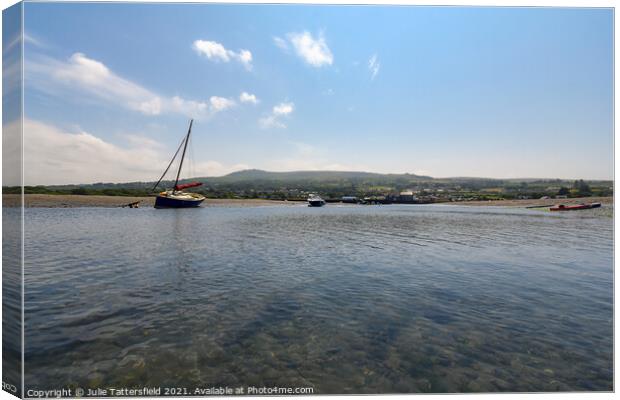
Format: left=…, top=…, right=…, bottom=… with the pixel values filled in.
left=550, top=202, right=601, bottom=211
left=121, top=201, right=141, bottom=208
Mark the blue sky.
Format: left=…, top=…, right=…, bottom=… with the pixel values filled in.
left=20, top=3, right=613, bottom=184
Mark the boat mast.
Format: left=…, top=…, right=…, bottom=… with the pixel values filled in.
left=173, top=119, right=193, bottom=192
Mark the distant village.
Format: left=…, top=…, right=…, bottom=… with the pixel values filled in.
left=198, top=179, right=612, bottom=204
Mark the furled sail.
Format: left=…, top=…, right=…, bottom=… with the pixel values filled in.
left=174, top=182, right=203, bottom=191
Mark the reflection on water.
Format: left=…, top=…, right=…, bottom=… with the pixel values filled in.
left=24, top=205, right=612, bottom=393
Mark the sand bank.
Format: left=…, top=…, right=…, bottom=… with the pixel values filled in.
left=2, top=194, right=613, bottom=209
left=438, top=196, right=613, bottom=207
left=2, top=194, right=305, bottom=208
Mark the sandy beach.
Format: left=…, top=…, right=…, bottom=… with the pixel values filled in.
left=2, top=194, right=613, bottom=208
left=2, top=194, right=306, bottom=208
left=440, top=196, right=613, bottom=207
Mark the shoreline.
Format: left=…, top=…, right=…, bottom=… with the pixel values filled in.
left=437, top=196, right=613, bottom=208
left=2, top=194, right=306, bottom=208
left=2, top=194, right=613, bottom=209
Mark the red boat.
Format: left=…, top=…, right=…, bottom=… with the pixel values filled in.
left=550, top=202, right=601, bottom=211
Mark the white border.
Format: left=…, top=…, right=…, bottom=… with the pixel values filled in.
left=0, top=2, right=616, bottom=400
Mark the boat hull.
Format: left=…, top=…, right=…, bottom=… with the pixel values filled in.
left=155, top=194, right=204, bottom=208
left=308, top=200, right=326, bottom=207
left=550, top=202, right=601, bottom=211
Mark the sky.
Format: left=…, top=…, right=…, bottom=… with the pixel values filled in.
left=14, top=3, right=614, bottom=184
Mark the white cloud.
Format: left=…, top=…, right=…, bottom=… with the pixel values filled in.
left=258, top=115, right=285, bottom=129
left=17, top=119, right=249, bottom=185
left=279, top=31, right=333, bottom=67
left=273, top=36, right=288, bottom=51
left=259, top=102, right=295, bottom=129
left=3, top=52, right=21, bottom=95
left=168, top=96, right=210, bottom=116
left=209, top=96, right=236, bottom=111
left=239, top=91, right=259, bottom=104
left=368, top=54, right=380, bottom=80
left=50, top=52, right=148, bottom=102
left=123, top=133, right=165, bottom=150
left=137, top=97, right=163, bottom=115
left=26, top=52, right=233, bottom=120
left=24, top=32, right=43, bottom=47
left=21, top=118, right=166, bottom=185
left=273, top=102, right=294, bottom=116
left=4, top=32, right=44, bottom=55
left=236, top=50, right=253, bottom=70
left=192, top=40, right=230, bottom=61
left=192, top=39, right=253, bottom=70
left=3, top=33, right=21, bottom=55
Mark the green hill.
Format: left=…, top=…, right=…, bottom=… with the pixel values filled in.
left=4, top=169, right=612, bottom=200
left=215, top=169, right=431, bottom=182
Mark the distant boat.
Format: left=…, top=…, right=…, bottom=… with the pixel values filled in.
left=550, top=202, right=601, bottom=211
left=308, top=194, right=326, bottom=207
left=341, top=196, right=358, bottom=204
left=152, top=119, right=206, bottom=208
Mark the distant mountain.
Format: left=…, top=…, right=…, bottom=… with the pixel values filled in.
left=202, top=169, right=433, bottom=183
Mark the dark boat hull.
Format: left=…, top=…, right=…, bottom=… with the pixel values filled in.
left=155, top=195, right=204, bottom=208
left=308, top=200, right=325, bottom=207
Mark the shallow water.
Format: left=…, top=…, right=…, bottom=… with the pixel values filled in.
left=23, top=204, right=613, bottom=393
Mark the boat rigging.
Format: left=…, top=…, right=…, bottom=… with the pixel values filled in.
left=152, top=119, right=206, bottom=208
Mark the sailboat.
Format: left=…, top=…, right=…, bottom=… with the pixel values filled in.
left=152, top=119, right=206, bottom=208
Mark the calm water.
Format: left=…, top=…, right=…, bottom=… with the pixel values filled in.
left=23, top=204, right=613, bottom=393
